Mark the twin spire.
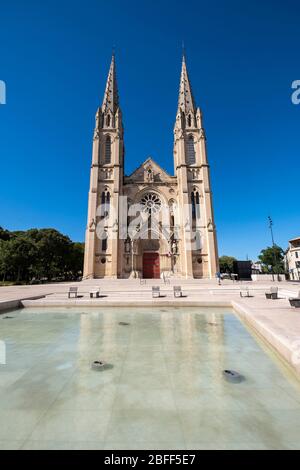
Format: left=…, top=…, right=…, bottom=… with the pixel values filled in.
left=177, top=54, right=197, bottom=115
left=101, top=52, right=197, bottom=117
left=101, top=54, right=119, bottom=115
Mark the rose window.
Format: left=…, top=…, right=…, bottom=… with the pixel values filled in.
left=140, top=193, right=162, bottom=214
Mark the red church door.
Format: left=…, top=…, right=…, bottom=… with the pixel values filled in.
left=143, top=253, right=160, bottom=279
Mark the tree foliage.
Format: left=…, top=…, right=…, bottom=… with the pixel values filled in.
left=258, top=245, right=285, bottom=273
left=0, top=226, right=11, bottom=241
left=0, top=227, right=84, bottom=283
left=219, top=256, right=237, bottom=273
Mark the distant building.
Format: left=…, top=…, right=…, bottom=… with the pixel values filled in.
left=285, top=237, right=300, bottom=280
left=251, top=261, right=263, bottom=274
left=232, top=261, right=252, bottom=280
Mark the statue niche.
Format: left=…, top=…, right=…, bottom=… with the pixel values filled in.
left=144, top=166, right=154, bottom=183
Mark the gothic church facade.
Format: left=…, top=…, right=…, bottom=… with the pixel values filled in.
left=83, top=54, right=219, bottom=279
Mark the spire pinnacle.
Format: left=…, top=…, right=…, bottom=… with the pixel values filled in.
left=177, top=53, right=196, bottom=115
left=101, top=53, right=119, bottom=114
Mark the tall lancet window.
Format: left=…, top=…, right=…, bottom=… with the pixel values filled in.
left=106, top=191, right=110, bottom=217
left=105, top=136, right=111, bottom=163
left=191, top=192, right=196, bottom=220
left=102, top=234, right=108, bottom=252
left=101, top=190, right=110, bottom=218
left=186, top=135, right=196, bottom=165
left=195, top=191, right=200, bottom=219
left=191, top=190, right=200, bottom=221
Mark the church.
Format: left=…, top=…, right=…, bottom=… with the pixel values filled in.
left=83, top=54, right=219, bottom=279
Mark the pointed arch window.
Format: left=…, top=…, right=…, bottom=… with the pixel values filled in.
left=191, top=192, right=196, bottom=220
left=105, top=136, right=111, bottom=163
left=191, top=190, right=200, bottom=221
left=187, top=114, right=192, bottom=127
left=196, top=191, right=200, bottom=219
left=186, top=135, right=196, bottom=165
left=102, top=234, right=108, bottom=252
left=101, top=190, right=110, bottom=217
left=105, top=192, right=110, bottom=217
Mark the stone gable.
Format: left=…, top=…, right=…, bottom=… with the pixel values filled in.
left=125, top=158, right=174, bottom=185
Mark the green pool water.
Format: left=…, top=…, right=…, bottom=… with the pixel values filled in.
left=0, top=306, right=300, bottom=449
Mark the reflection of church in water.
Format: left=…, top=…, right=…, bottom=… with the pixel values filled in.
left=83, top=54, right=219, bottom=279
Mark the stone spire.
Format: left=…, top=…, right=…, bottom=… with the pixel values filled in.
left=177, top=54, right=196, bottom=115
left=101, top=54, right=119, bottom=114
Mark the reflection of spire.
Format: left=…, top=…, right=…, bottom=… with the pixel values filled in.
left=101, top=54, right=119, bottom=114
left=177, top=53, right=196, bottom=115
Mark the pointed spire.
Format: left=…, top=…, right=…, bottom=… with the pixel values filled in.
left=177, top=53, right=196, bottom=115
left=101, top=53, right=119, bottom=114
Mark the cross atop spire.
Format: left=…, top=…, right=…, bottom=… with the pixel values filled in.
left=177, top=54, right=196, bottom=115
left=101, top=53, right=119, bottom=114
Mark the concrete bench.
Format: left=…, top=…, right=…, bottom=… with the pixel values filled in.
left=240, top=286, right=250, bottom=298
left=152, top=286, right=161, bottom=298
left=265, top=286, right=278, bottom=300
left=89, top=289, right=100, bottom=299
left=68, top=287, right=78, bottom=298
left=289, top=291, right=300, bottom=308
left=173, top=286, right=183, bottom=298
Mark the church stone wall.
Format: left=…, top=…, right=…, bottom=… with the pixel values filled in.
left=83, top=54, right=219, bottom=280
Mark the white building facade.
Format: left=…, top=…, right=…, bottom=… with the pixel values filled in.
left=285, top=237, right=300, bottom=280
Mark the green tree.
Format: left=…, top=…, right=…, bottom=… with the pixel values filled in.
left=26, top=228, right=73, bottom=280
left=0, top=239, right=11, bottom=281
left=219, top=256, right=237, bottom=273
left=0, top=227, right=84, bottom=283
left=65, top=242, right=84, bottom=280
left=258, top=245, right=285, bottom=274
left=0, top=236, right=37, bottom=282
left=0, top=227, right=11, bottom=241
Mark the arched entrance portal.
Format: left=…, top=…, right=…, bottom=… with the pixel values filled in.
left=139, top=238, right=160, bottom=279
left=143, top=252, right=160, bottom=278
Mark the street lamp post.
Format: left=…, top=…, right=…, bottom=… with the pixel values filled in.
left=268, top=216, right=278, bottom=282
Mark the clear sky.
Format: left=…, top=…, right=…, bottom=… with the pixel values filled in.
left=0, top=0, right=299, bottom=260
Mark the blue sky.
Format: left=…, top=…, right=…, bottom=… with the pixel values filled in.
left=0, top=0, right=299, bottom=260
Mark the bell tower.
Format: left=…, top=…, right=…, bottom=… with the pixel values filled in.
left=83, top=54, right=124, bottom=279
left=173, top=54, right=219, bottom=278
